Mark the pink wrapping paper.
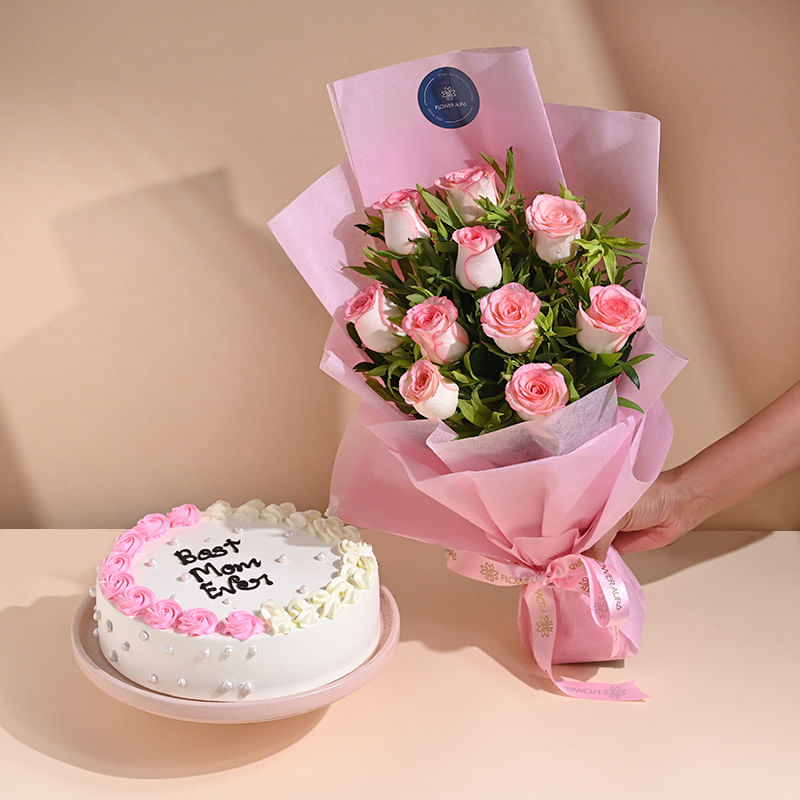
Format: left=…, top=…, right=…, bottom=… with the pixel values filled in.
left=269, top=48, right=687, bottom=701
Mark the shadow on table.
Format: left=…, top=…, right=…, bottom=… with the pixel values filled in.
left=371, top=529, right=774, bottom=693
left=623, top=531, right=771, bottom=585
left=0, top=595, right=325, bottom=778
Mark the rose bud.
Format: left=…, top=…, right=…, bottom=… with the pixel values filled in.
left=373, top=189, right=431, bottom=255
left=525, top=194, right=587, bottom=264
left=344, top=282, right=405, bottom=353
left=505, top=363, right=569, bottom=420
left=576, top=284, right=647, bottom=354
left=452, top=226, right=502, bottom=290
left=399, top=359, right=459, bottom=420
left=434, top=166, right=498, bottom=223
left=479, top=283, right=542, bottom=354
left=401, top=296, right=469, bottom=364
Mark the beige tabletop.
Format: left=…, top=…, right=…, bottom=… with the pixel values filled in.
left=0, top=528, right=797, bottom=799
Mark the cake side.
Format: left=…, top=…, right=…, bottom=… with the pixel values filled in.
left=94, top=500, right=381, bottom=700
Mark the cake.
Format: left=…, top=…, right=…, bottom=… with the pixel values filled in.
left=93, top=499, right=381, bottom=701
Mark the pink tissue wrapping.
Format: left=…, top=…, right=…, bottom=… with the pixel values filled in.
left=269, top=48, right=687, bottom=700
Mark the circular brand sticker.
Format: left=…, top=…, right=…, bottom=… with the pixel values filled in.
left=417, top=67, right=480, bottom=129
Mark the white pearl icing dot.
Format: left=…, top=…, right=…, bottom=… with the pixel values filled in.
left=177, top=573, right=190, bottom=582
left=239, top=682, right=253, bottom=696
left=221, top=680, right=233, bottom=691
left=222, top=645, right=233, bottom=657
left=93, top=608, right=101, bottom=621
left=221, top=598, right=231, bottom=605
left=144, top=558, right=158, bottom=567
left=200, top=647, right=211, bottom=658
left=204, top=537, right=213, bottom=543
left=247, top=645, right=259, bottom=658
left=105, top=619, right=113, bottom=632
left=283, top=530, right=294, bottom=538
left=148, top=674, right=158, bottom=684
left=164, top=645, right=174, bottom=655
left=176, top=677, right=188, bottom=688
left=121, top=641, right=130, bottom=651
left=275, top=554, right=288, bottom=564
left=139, top=630, right=149, bottom=641
left=166, top=538, right=179, bottom=546
left=89, top=587, right=97, bottom=597
left=92, top=627, right=99, bottom=638
left=314, top=553, right=326, bottom=561
left=108, top=649, right=118, bottom=662
left=233, top=527, right=244, bottom=534
left=297, top=585, right=310, bottom=595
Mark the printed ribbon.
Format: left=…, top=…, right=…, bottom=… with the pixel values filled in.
left=447, top=550, right=648, bottom=702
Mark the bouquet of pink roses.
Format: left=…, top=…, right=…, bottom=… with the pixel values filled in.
left=343, top=147, right=651, bottom=438
left=270, top=47, right=686, bottom=701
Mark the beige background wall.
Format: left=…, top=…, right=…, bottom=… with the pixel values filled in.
left=1, top=0, right=798, bottom=529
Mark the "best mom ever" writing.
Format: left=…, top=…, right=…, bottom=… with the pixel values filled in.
left=172, top=538, right=273, bottom=600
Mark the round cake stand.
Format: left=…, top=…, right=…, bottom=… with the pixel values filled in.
left=71, top=586, right=400, bottom=724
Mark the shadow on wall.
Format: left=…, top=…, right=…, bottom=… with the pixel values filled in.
left=0, top=403, right=38, bottom=527
left=0, top=170, right=338, bottom=528
left=0, top=594, right=324, bottom=777
left=584, top=0, right=800, bottom=409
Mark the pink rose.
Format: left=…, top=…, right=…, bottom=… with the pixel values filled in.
left=480, top=283, right=542, bottom=354
left=167, top=503, right=201, bottom=528
left=401, top=297, right=469, bottom=364
left=434, top=166, right=498, bottom=223
left=525, top=194, right=587, bottom=264
left=576, top=285, right=647, bottom=354
left=99, top=553, right=131, bottom=582
left=134, top=512, right=170, bottom=540
left=373, top=189, right=431, bottom=255
left=218, top=610, right=265, bottom=640
left=506, top=363, right=569, bottom=420
left=113, top=585, right=157, bottom=617
left=143, top=599, right=184, bottom=629
left=344, top=282, right=405, bottom=353
left=111, top=529, right=144, bottom=557
left=452, top=226, right=502, bottom=290
left=175, top=608, right=219, bottom=636
left=399, top=359, right=459, bottom=420
left=101, top=571, right=134, bottom=599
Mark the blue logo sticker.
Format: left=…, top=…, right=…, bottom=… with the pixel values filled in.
left=418, top=67, right=480, bottom=129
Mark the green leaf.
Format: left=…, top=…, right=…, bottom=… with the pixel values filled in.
left=550, top=363, right=580, bottom=402
left=553, top=326, right=580, bottom=337
left=617, top=397, right=644, bottom=413
left=620, top=362, right=641, bottom=390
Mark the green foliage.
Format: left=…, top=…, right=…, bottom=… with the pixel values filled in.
left=344, top=148, right=651, bottom=437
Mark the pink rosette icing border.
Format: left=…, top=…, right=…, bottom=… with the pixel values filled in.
left=99, top=553, right=131, bottom=582
left=99, top=503, right=267, bottom=639
left=142, top=598, right=184, bottom=629
left=218, top=610, right=265, bottom=640
left=113, top=585, right=157, bottom=616
left=101, top=570, right=135, bottom=599
left=111, top=529, right=145, bottom=557
left=175, top=608, right=219, bottom=637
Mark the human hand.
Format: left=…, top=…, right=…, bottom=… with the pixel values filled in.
left=585, top=469, right=693, bottom=562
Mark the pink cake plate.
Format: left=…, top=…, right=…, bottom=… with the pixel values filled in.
left=71, top=586, right=400, bottom=723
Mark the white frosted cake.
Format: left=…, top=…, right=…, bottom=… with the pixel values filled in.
left=93, top=500, right=381, bottom=701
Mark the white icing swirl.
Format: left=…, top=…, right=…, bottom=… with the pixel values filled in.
left=259, top=601, right=293, bottom=635
left=205, top=500, right=232, bottom=520
left=286, top=598, right=319, bottom=628
left=307, top=588, right=337, bottom=619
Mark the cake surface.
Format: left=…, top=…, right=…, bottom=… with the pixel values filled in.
left=94, top=500, right=381, bottom=701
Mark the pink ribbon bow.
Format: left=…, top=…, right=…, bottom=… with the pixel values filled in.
left=447, top=550, right=648, bottom=702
